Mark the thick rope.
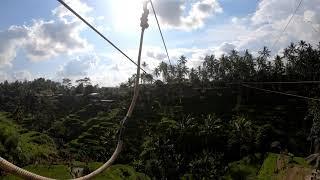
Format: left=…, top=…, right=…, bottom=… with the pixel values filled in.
left=0, top=1, right=149, bottom=179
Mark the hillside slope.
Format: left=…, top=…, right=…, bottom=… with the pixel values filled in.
left=258, top=153, right=311, bottom=180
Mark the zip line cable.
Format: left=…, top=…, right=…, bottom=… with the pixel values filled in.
left=194, top=81, right=320, bottom=90
left=271, top=0, right=303, bottom=50
left=149, top=0, right=172, bottom=67
left=0, top=1, right=150, bottom=180
left=233, top=81, right=320, bottom=85
left=305, top=19, right=320, bottom=33
left=56, top=0, right=148, bottom=74
left=242, top=84, right=320, bottom=102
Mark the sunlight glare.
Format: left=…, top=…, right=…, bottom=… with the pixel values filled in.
left=111, top=0, right=145, bottom=32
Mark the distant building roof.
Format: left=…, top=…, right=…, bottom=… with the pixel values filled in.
left=100, top=100, right=115, bottom=103
left=89, top=93, right=99, bottom=96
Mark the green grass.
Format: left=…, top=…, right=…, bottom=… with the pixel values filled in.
left=293, top=157, right=309, bottom=167
left=257, top=153, right=311, bottom=180
left=18, top=131, right=57, bottom=161
left=88, top=163, right=150, bottom=180
left=3, top=165, right=72, bottom=180
left=0, top=112, right=149, bottom=179
left=3, top=163, right=150, bottom=180
left=0, top=113, right=19, bottom=137
left=257, top=153, right=278, bottom=180
left=0, top=112, right=57, bottom=163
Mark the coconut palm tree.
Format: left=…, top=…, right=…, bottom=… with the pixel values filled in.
left=176, top=56, right=189, bottom=83
left=158, top=61, right=169, bottom=82
left=153, top=67, right=160, bottom=78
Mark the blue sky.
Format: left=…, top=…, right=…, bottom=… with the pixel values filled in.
left=0, top=0, right=319, bottom=86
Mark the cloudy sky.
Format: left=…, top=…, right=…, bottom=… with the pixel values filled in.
left=0, top=0, right=319, bottom=86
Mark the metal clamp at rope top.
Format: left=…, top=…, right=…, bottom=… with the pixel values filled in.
left=140, top=1, right=149, bottom=29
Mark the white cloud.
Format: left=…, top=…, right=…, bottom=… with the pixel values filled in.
left=145, top=45, right=235, bottom=70
left=204, top=23, right=251, bottom=44
left=0, top=0, right=92, bottom=67
left=57, top=54, right=99, bottom=79
left=0, top=70, right=33, bottom=82
left=248, top=0, right=320, bottom=50
left=59, top=46, right=216, bottom=87
left=0, top=71, right=10, bottom=82
left=12, top=70, right=33, bottom=81
left=0, top=26, right=28, bottom=68
left=25, top=19, right=90, bottom=61
left=216, top=42, right=236, bottom=55
left=153, top=0, right=222, bottom=30
left=304, top=10, right=317, bottom=23
left=52, top=0, right=93, bottom=23
left=56, top=51, right=137, bottom=87
left=197, top=0, right=320, bottom=56
left=252, top=0, right=320, bottom=26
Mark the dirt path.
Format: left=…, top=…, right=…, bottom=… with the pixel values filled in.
left=282, top=166, right=311, bottom=180
left=276, top=155, right=287, bottom=172
left=274, top=154, right=311, bottom=180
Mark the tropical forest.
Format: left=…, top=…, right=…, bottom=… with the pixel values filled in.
left=1, top=41, right=320, bottom=179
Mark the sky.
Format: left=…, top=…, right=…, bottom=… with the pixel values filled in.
left=0, top=0, right=319, bottom=86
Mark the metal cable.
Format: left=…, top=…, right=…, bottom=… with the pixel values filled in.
left=242, top=84, right=320, bottom=102
left=305, top=20, right=320, bottom=33
left=56, top=0, right=147, bottom=74
left=271, top=0, right=303, bottom=50
left=235, top=81, right=320, bottom=85
left=0, top=1, right=150, bottom=179
left=149, top=0, right=172, bottom=67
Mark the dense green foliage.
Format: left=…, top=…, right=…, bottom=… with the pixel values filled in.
left=3, top=164, right=149, bottom=180
left=0, top=41, right=320, bottom=179
left=224, top=154, right=263, bottom=180
left=0, top=113, right=57, bottom=167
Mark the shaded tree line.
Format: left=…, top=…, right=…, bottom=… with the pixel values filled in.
left=0, top=41, right=320, bottom=179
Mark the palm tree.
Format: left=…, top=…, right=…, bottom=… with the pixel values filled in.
left=203, top=55, right=218, bottom=81
left=177, top=56, right=189, bottom=83
left=298, top=40, right=307, bottom=50
left=168, top=64, right=176, bottom=81
left=189, top=68, right=200, bottom=84
left=273, top=55, right=284, bottom=80
left=199, top=114, right=223, bottom=146
left=141, top=73, right=146, bottom=84
left=243, top=49, right=256, bottom=80
left=158, top=62, right=169, bottom=82
left=62, top=78, right=72, bottom=89
left=258, top=46, right=271, bottom=59
left=144, top=73, right=153, bottom=84
left=256, top=47, right=271, bottom=80
left=218, top=55, right=231, bottom=81
left=142, top=61, right=147, bottom=68
left=154, top=67, right=160, bottom=78
left=141, top=62, right=148, bottom=84
left=306, top=103, right=320, bottom=168
left=230, top=116, right=255, bottom=157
